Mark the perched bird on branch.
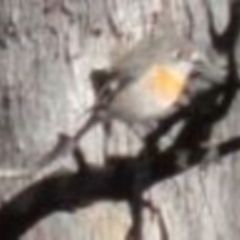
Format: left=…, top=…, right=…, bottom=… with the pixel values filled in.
left=90, top=34, right=222, bottom=126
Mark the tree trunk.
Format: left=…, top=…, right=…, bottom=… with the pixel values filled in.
left=0, top=0, right=239, bottom=240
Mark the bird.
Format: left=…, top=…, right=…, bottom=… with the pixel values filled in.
left=90, top=35, right=216, bottom=126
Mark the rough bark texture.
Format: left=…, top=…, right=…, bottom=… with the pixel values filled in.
left=0, top=0, right=239, bottom=240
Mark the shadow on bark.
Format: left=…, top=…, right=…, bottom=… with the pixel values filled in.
left=0, top=1, right=240, bottom=240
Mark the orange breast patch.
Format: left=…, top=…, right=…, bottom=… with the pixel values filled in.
left=146, top=65, right=187, bottom=102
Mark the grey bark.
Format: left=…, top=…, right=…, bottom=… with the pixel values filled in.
left=0, top=0, right=239, bottom=240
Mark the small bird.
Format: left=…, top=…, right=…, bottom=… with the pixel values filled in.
left=90, top=35, right=214, bottom=125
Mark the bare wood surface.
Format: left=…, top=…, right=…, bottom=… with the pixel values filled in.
left=0, top=0, right=240, bottom=240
